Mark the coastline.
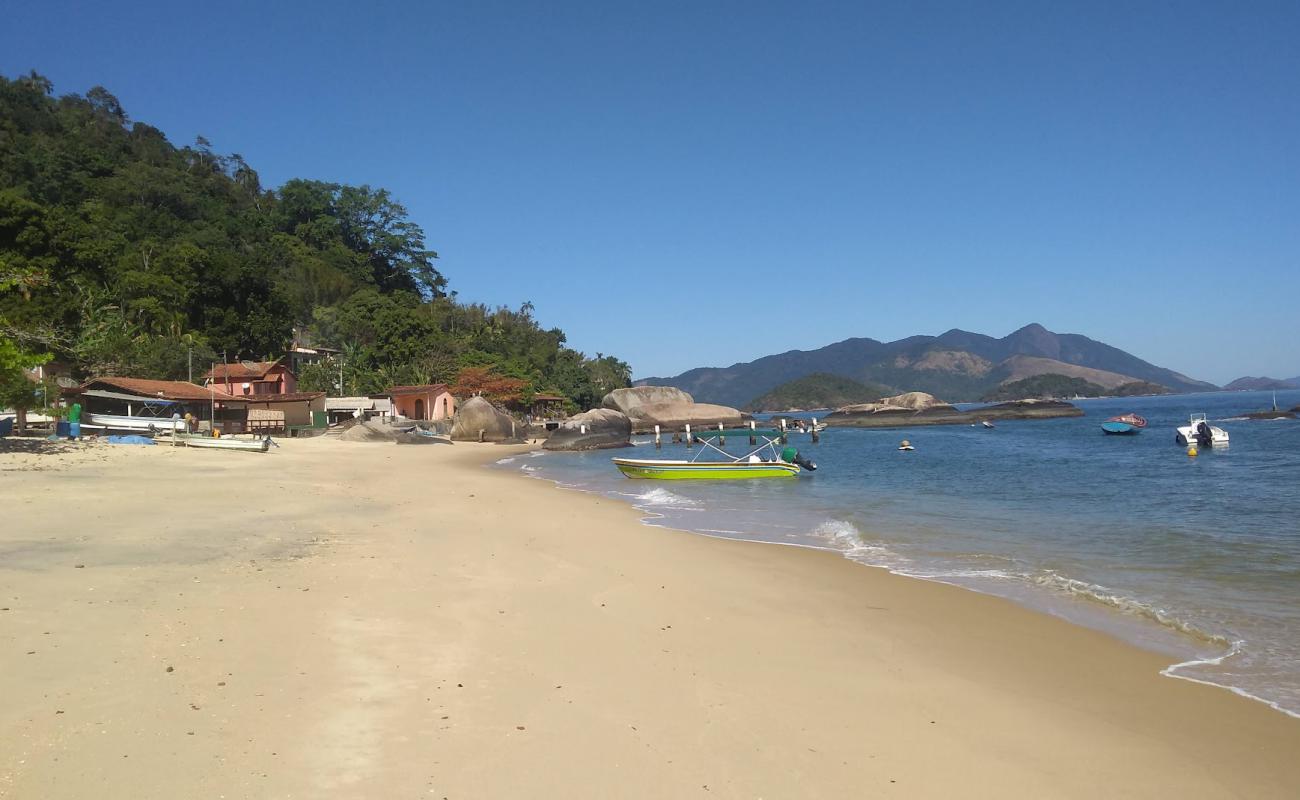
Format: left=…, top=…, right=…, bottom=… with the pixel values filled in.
left=508, top=450, right=1300, bottom=721
left=2, top=438, right=1298, bottom=798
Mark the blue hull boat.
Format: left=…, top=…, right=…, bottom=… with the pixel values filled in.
left=1101, top=413, right=1147, bottom=435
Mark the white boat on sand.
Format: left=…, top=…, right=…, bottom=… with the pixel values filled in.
left=175, top=433, right=272, bottom=453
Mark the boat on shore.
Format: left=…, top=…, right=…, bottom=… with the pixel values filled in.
left=1175, top=414, right=1229, bottom=447
left=1101, top=413, right=1147, bottom=435
left=613, top=430, right=815, bottom=480
left=82, top=411, right=186, bottom=435
left=174, top=433, right=272, bottom=453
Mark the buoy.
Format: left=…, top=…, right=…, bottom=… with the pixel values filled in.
left=899, top=439, right=914, bottom=451
left=1187, top=444, right=1198, bottom=457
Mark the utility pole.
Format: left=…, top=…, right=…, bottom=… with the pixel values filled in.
left=338, top=358, right=344, bottom=397
left=187, top=347, right=193, bottom=383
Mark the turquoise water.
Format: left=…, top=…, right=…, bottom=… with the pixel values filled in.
left=497, top=389, right=1300, bottom=717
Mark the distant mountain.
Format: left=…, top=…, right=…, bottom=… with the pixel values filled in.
left=1223, top=376, right=1299, bottom=391
left=637, top=323, right=1217, bottom=406
left=746, top=373, right=892, bottom=412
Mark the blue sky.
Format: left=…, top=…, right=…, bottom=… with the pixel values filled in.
left=4, top=1, right=1297, bottom=384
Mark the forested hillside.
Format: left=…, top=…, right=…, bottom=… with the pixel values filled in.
left=745, top=373, right=892, bottom=412
left=0, top=72, right=628, bottom=411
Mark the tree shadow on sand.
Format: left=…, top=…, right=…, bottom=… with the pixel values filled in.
left=0, top=437, right=78, bottom=457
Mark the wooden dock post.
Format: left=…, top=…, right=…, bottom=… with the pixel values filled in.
left=685, top=423, right=692, bottom=448
left=749, top=420, right=757, bottom=446
left=672, top=430, right=681, bottom=444
left=718, top=423, right=725, bottom=446
left=811, top=417, right=820, bottom=443
left=654, top=424, right=661, bottom=449
left=779, top=418, right=788, bottom=444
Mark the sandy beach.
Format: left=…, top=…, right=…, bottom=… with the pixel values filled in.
left=1, top=436, right=1298, bottom=799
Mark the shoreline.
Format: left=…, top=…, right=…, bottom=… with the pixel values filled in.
left=502, top=452, right=1299, bottom=721
left=3, top=437, right=1298, bottom=797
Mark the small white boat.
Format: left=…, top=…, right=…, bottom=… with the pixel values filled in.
left=1175, top=414, right=1229, bottom=448
left=175, top=433, right=271, bottom=453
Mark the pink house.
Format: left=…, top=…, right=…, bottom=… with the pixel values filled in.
left=384, top=384, right=456, bottom=421
left=203, top=359, right=298, bottom=397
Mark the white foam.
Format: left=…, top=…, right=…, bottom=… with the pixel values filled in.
left=495, top=457, right=517, bottom=465
left=626, top=487, right=699, bottom=509
left=812, top=519, right=863, bottom=548
left=1162, top=643, right=1300, bottom=720
left=1033, top=571, right=1230, bottom=646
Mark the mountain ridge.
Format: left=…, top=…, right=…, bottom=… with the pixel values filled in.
left=637, top=324, right=1217, bottom=406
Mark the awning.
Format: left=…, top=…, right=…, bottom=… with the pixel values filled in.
left=82, top=389, right=179, bottom=404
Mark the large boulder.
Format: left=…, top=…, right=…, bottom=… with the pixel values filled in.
left=450, top=396, right=518, bottom=442
left=603, top=386, right=695, bottom=416
left=544, top=408, right=632, bottom=451
left=833, top=391, right=956, bottom=416
left=601, top=387, right=743, bottom=433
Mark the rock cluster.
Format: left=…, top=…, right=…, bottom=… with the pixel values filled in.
left=602, top=387, right=744, bottom=433
left=543, top=408, right=632, bottom=451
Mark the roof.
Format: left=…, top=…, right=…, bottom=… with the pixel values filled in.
left=80, top=377, right=237, bottom=402
left=324, top=396, right=392, bottom=412
left=382, top=384, right=450, bottom=397
left=235, top=391, right=326, bottom=404
left=532, top=394, right=566, bottom=402
left=202, top=359, right=291, bottom=381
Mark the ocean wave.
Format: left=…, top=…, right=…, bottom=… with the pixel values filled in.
left=625, top=487, right=699, bottom=509
left=812, top=519, right=863, bottom=547
left=495, top=456, right=517, bottom=465
left=1032, top=570, right=1230, bottom=647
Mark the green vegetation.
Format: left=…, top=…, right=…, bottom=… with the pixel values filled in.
left=1112, top=381, right=1171, bottom=397
left=0, top=72, right=628, bottom=410
left=746, top=373, right=892, bottom=412
left=980, top=374, right=1104, bottom=402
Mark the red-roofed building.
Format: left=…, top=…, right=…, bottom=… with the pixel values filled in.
left=202, top=359, right=297, bottom=397
left=383, top=384, right=456, bottom=421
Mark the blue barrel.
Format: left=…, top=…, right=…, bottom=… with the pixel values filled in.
left=69, top=422, right=81, bottom=439
left=55, top=421, right=71, bottom=438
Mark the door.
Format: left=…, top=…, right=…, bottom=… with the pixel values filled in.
left=414, top=398, right=425, bottom=419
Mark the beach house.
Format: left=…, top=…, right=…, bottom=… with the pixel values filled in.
left=203, top=359, right=297, bottom=397
left=383, top=384, right=456, bottom=421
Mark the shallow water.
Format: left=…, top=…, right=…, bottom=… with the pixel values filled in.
left=498, top=389, right=1300, bottom=717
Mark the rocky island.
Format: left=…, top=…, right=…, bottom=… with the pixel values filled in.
left=823, top=392, right=1083, bottom=429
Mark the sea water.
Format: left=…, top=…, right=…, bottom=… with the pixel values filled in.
left=497, top=389, right=1300, bottom=717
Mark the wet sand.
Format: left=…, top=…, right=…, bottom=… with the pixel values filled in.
left=2, top=436, right=1298, bottom=798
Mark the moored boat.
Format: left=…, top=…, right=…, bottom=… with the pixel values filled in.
left=1175, top=414, right=1229, bottom=447
left=1101, top=413, right=1147, bottom=435
left=613, top=430, right=815, bottom=480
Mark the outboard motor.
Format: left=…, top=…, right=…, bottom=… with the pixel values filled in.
left=1195, top=421, right=1212, bottom=446
left=782, top=446, right=817, bottom=472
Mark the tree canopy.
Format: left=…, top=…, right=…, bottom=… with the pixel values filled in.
left=0, top=72, right=628, bottom=410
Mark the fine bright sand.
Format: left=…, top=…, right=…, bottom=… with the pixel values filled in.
left=1, top=436, right=1298, bottom=799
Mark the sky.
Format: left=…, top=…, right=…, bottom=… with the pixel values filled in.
left=3, top=1, right=1298, bottom=384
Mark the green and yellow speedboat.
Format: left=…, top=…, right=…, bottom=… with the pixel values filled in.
left=612, top=431, right=816, bottom=480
